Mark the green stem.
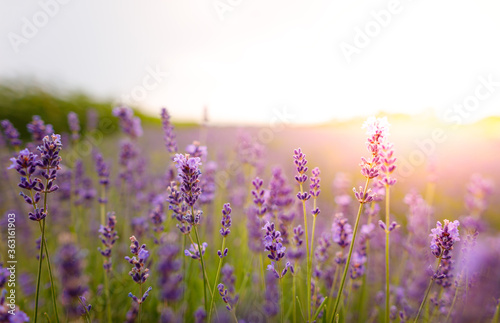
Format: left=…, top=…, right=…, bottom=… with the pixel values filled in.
left=299, top=183, right=311, bottom=321
left=139, top=284, right=143, bottom=323
left=277, top=262, right=284, bottom=323
left=328, top=262, right=341, bottom=323
left=193, top=225, right=208, bottom=315
left=414, top=257, right=442, bottom=323
left=34, top=220, right=45, bottom=323
left=444, top=285, right=459, bottom=323
left=331, top=177, right=370, bottom=322
left=385, top=185, right=390, bottom=323
left=208, top=237, right=226, bottom=321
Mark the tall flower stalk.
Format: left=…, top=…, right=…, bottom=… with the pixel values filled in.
left=125, top=236, right=152, bottom=323
left=379, top=134, right=397, bottom=323
left=292, top=148, right=312, bottom=320
left=9, top=134, right=62, bottom=323
left=208, top=203, right=233, bottom=321
left=414, top=220, right=460, bottom=322
left=331, top=117, right=387, bottom=321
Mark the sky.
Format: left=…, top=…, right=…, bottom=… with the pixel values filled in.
left=1, top=0, right=500, bottom=125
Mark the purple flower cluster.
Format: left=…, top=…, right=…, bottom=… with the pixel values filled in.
left=58, top=236, right=87, bottom=319
left=167, top=182, right=190, bottom=234
left=332, top=213, right=353, bottom=248
left=293, top=148, right=311, bottom=201
left=157, top=240, right=183, bottom=302
left=173, top=153, right=202, bottom=207
left=149, top=195, right=166, bottom=236
left=125, top=236, right=150, bottom=284
left=251, top=177, right=267, bottom=218
left=465, top=174, right=494, bottom=217
left=288, top=225, right=304, bottom=260
left=309, top=167, right=321, bottom=216
left=67, top=112, right=80, bottom=141
left=9, top=134, right=62, bottom=221
left=267, top=167, right=294, bottom=213
left=217, top=203, right=232, bottom=258
left=430, top=220, right=460, bottom=259
left=160, top=107, right=178, bottom=153
left=379, top=141, right=397, bottom=186
left=27, top=115, right=53, bottom=143
left=185, top=242, right=207, bottom=260
left=199, top=161, right=217, bottom=205
left=98, top=213, right=118, bottom=272
left=359, top=116, right=389, bottom=179
left=221, top=264, right=239, bottom=309
left=113, top=106, right=143, bottom=139
left=0, top=119, right=21, bottom=147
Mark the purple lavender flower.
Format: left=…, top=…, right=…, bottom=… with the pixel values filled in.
left=353, top=186, right=376, bottom=204
left=125, top=236, right=151, bottom=285
left=173, top=153, right=202, bottom=207
left=0, top=289, right=30, bottom=322
left=98, top=213, right=118, bottom=272
left=94, top=151, right=110, bottom=188
left=27, top=115, right=53, bottom=143
left=67, top=112, right=81, bottom=141
left=186, top=141, right=208, bottom=163
left=359, top=116, right=389, bottom=179
left=332, top=213, right=353, bottom=248
left=219, top=203, right=232, bottom=238
left=57, top=236, right=88, bottom=319
left=149, top=195, right=166, bottom=237
left=167, top=182, right=191, bottom=234
left=77, top=296, right=92, bottom=317
left=221, top=263, right=239, bottom=309
left=465, top=174, right=494, bottom=217
left=309, top=167, right=321, bottom=216
left=263, top=271, right=279, bottom=316
left=379, top=140, right=397, bottom=186
left=194, top=307, right=206, bottom=323
left=251, top=177, right=267, bottom=218
left=113, top=106, right=143, bottom=138
left=157, top=239, right=183, bottom=302
left=293, top=148, right=311, bottom=201
left=263, top=222, right=286, bottom=262
left=160, top=107, right=178, bottom=153
left=267, top=167, right=294, bottom=214
left=199, top=161, right=217, bottom=205
left=288, top=225, right=305, bottom=260
left=185, top=242, right=207, bottom=260
left=0, top=119, right=22, bottom=147
left=218, top=284, right=234, bottom=311
left=430, top=220, right=460, bottom=259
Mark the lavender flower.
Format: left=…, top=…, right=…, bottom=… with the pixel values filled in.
left=288, top=225, right=305, bottom=260
left=186, top=141, right=208, bottom=162
left=58, top=236, right=87, bottom=319
left=430, top=220, right=460, bottom=259
left=219, top=203, right=232, bottom=238
left=149, top=195, right=166, bottom=236
left=218, top=284, right=234, bottom=311
left=332, top=213, right=353, bottom=249
left=94, top=152, right=110, bottom=188
left=125, top=236, right=151, bottom=285
left=185, top=242, right=208, bottom=260
left=268, top=167, right=294, bottom=214
left=167, top=182, right=191, bottom=234
left=263, top=222, right=286, bottom=262
left=199, top=161, right=217, bottom=205
left=0, top=119, right=21, bottom=147
left=379, top=140, right=397, bottom=186
left=113, top=106, right=143, bottom=138
left=0, top=289, right=29, bottom=322
left=465, top=174, right=494, bottom=217
left=221, top=264, right=239, bottom=309
left=251, top=177, right=267, bottom=218
left=309, top=167, right=321, bottom=216
left=67, top=112, right=80, bottom=141
left=27, top=115, right=53, bottom=143
left=157, top=240, right=183, bottom=302
left=160, top=107, right=178, bottom=153
left=293, top=148, right=311, bottom=201
left=173, top=153, right=202, bottom=207
left=98, top=213, right=118, bottom=272
left=359, top=116, right=389, bottom=179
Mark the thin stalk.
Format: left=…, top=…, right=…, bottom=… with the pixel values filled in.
left=385, top=185, right=390, bottom=323
left=41, top=175, right=60, bottom=323
left=99, top=185, right=112, bottom=323
left=414, top=257, right=442, bottom=323
left=34, top=220, right=45, bottom=323
left=327, top=252, right=342, bottom=323
left=277, top=262, right=284, bottom=323
left=444, top=285, right=459, bottom=323
left=193, top=224, right=208, bottom=314
left=208, top=237, right=226, bottom=321
left=299, top=183, right=311, bottom=321
left=331, top=177, right=370, bottom=322
left=139, top=284, right=143, bottom=323
left=230, top=309, right=239, bottom=323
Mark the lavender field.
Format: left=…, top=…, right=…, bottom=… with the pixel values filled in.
left=1, top=108, right=500, bottom=323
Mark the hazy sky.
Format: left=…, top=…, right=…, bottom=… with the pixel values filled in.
left=2, top=0, right=500, bottom=124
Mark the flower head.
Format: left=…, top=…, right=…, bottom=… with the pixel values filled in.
left=430, top=220, right=460, bottom=259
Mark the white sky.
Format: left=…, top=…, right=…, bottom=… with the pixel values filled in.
left=1, top=0, right=500, bottom=125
